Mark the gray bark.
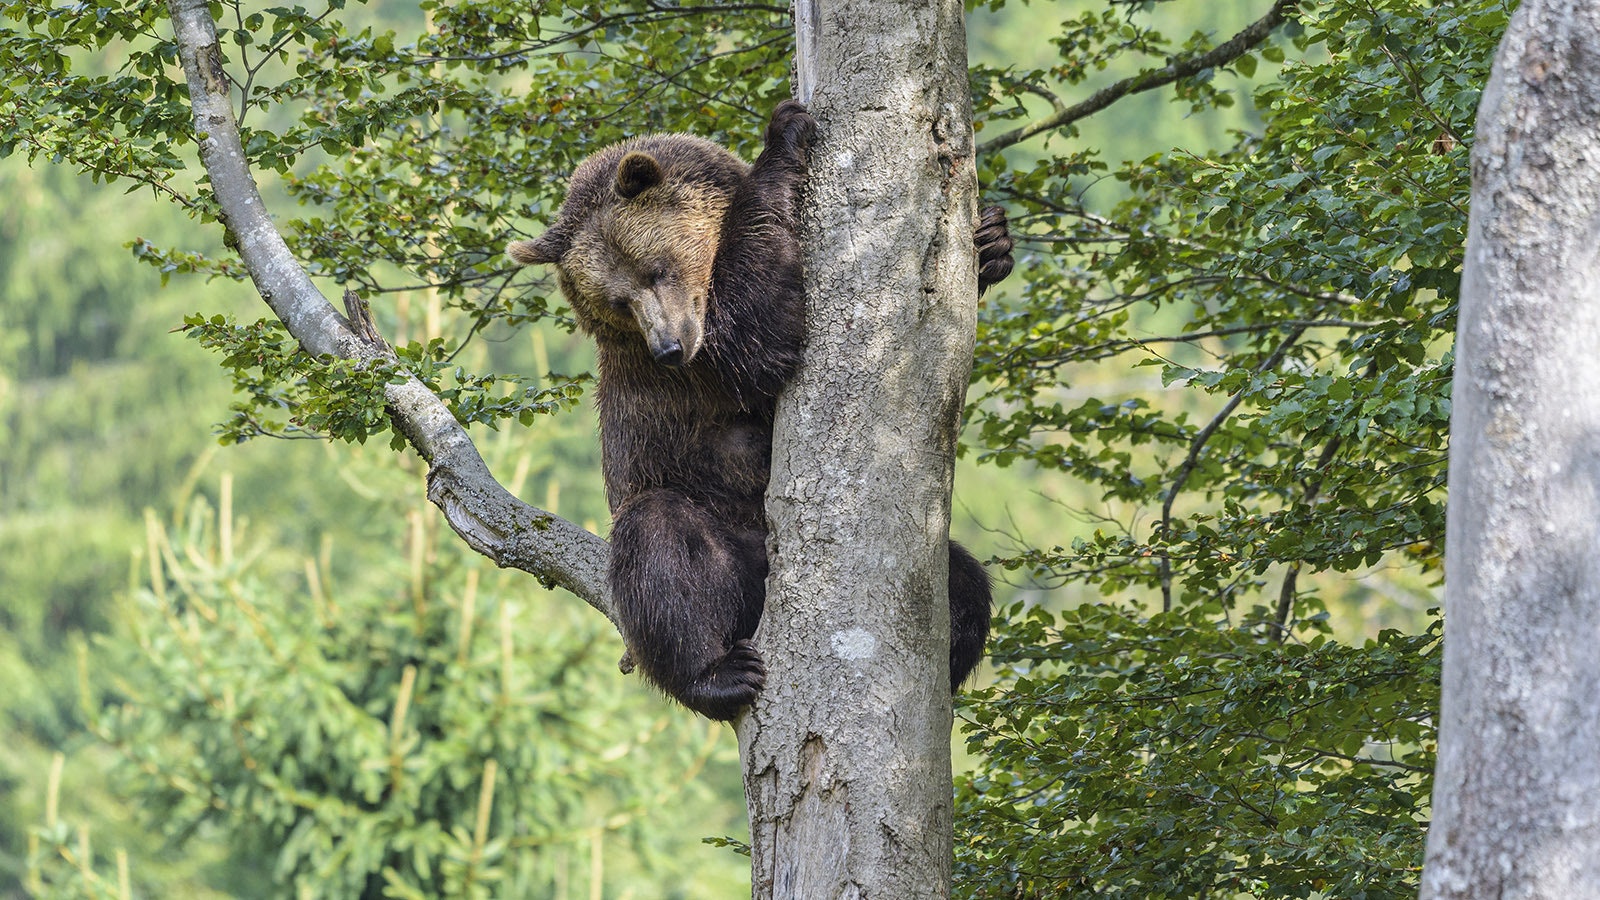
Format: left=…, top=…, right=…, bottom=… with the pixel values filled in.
left=739, top=2, right=979, bottom=897
left=166, top=0, right=611, bottom=621
left=1421, top=2, right=1600, bottom=897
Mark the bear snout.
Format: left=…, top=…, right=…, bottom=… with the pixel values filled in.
left=652, top=338, right=685, bottom=367
left=629, top=289, right=704, bottom=368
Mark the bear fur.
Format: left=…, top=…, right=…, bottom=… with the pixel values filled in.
left=508, top=101, right=1014, bottom=720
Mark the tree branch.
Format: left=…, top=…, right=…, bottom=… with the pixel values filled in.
left=166, top=0, right=613, bottom=622
left=1157, top=324, right=1306, bottom=611
left=978, top=0, right=1297, bottom=154
left=1270, top=431, right=1343, bottom=640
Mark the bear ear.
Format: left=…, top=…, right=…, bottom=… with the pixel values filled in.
left=507, top=231, right=567, bottom=266
left=614, top=152, right=664, bottom=200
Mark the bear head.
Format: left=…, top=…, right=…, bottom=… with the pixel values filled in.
left=508, top=135, right=747, bottom=367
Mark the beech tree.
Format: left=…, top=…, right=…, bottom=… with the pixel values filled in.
left=1421, top=1, right=1600, bottom=896
left=740, top=2, right=979, bottom=896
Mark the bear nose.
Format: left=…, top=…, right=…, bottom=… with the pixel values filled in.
left=653, top=340, right=684, bottom=367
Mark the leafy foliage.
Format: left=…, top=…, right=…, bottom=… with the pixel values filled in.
left=0, top=1, right=194, bottom=208
left=970, top=0, right=1496, bottom=618
left=29, top=490, right=744, bottom=898
left=957, top=602, right=1438, bottom=899
left=178, top=313, right=589, bottom=446
left=953, top=1, right=1504, bottom=895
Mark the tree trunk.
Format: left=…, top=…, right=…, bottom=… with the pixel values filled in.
left=735, top=1, right=978, bottom=898
left=1421, top=3, right=1600, bottom=896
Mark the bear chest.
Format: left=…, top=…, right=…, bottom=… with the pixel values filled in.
left=595, top=366, right=774, bottom=513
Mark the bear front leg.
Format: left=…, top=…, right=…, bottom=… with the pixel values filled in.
left=704, top=103, right=816, bottom=401
left=764, top=99, right=818, bottom=164
left=608, top=489, right=769, bottom=720
left=948, top=541, right=994, bottom=691
left=743, top=100, right=817, bottom=227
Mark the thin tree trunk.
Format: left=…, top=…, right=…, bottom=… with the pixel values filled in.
left=1422, top=3, right=1600, bottom=896
left=737, top=1, right=978, bottom=897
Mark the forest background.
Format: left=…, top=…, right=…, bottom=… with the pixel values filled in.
left=0, top=0, right=1480, bottom=896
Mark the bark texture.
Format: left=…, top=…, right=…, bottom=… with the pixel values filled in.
left=1421, top=3, right=1600, bottom=896
left=166, top=0, right=611, bottom=619
left=739, top=2, right=979, bottom=897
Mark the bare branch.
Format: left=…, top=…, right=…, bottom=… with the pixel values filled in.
left=1022, top=318, right=1377, bottom=370
left=978, top=0, right=1297, bottom=154
left=166, top=0, right=613, bottom=622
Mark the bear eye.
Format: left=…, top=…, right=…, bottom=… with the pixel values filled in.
left=608, top=294, right=630, bottom=312
left=645, top=264, right=671, bottom=287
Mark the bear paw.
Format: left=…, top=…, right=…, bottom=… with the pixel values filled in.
left=975, top=205, right=1015, bottom=293
left=683, top=639, right=767, bottom=721
left=766, top=99, right=818, bottom=159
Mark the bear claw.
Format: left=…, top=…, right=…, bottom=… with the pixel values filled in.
left=975, top=205, right=1015, bottom=292
left=767, top=99, right=818, bottom=158
left=683, top=639, right=767, bottom=720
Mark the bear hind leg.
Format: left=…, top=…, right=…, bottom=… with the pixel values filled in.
left=684, top=638, right=766, bottom=721
left=609, top=490, right=768, bottom=720
left=948, top=541, right=993, bottom=691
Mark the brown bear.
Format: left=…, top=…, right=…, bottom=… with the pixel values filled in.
left=508, top=101, right=1014, bottom=720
